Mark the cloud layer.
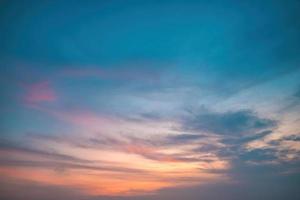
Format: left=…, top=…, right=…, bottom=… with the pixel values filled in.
left=1, top=0, right=300, bottom=199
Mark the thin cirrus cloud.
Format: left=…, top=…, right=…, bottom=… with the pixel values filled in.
left=0, top=98, right=232, bottom=196
left=22, top=81, right=57, bottom=104
left=0, top=129, right=230, bottom=197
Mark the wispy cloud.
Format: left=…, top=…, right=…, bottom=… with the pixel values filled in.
left=22, top=81, right=57, bottom=104
left=181, top=109, right=276, bottom=136
left=0, top=120, right=230, bottom=196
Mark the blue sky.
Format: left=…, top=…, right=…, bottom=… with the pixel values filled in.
left=0, top=0, right=300, bottom=199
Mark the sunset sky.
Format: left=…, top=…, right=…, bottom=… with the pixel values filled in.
left=0, top=1, right=300, bottom=200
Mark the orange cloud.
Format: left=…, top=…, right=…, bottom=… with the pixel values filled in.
left=0, top=132, right=230, bottom=196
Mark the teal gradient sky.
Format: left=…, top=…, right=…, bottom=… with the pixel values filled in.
left=0, top=1, right=300, bottom=200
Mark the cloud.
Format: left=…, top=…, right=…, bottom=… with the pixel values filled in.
left=0, top=159, right=145, bottom=174
left=23, top=81, right=57, bottom=104
left=0, top=138, right=151, bottom=175
left=0, top=139, right=93, bottom=164
left=40, top=134, right=201, bottom=163
left=166, top=134, right=206, bottom=144
left=222, top=130, right=273, bottom=145
left=281, top=135, right=300, bottom=142
left=182, top=109, right=276, bottom=136
left=28, top=105, right=117, bottom=130
left=0, top=177, right=88, bottom=200
left=0, top=131, right=229, bottom=196
left=239, top=149, right=278, bottom=163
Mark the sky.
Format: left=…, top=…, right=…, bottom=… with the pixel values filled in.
left=0, top=0, right=300, bottom=199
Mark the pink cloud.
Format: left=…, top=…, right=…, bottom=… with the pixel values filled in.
left=52, top=109, right=112, bottom=127
left=23, top=81, right=57, bottom=104
left=31, top=105, right=116, bottom=130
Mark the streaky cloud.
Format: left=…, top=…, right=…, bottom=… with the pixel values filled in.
left=182, top=109, right=276, bottom=136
